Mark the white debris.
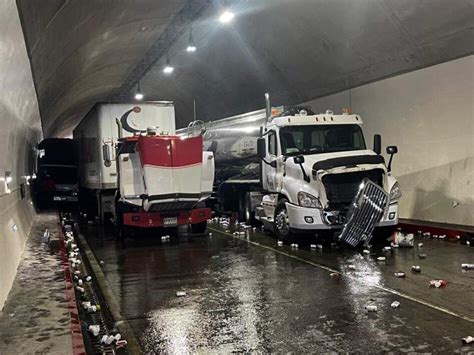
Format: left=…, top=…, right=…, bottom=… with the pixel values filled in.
left=391, top=301, right=401, bottom=309
left=455, top=235, right=461, bottom=240
left=176, top=291, right=186, bottom=297
left=73, top=270, right=81, bottom=275
left=85, top=276, right=92, bottom=282
left=462, top=336, right=474, bottom=344
left=439, top=234, right=446, bottom=239
left=310, top=244, right=317, bottom=249
left=411, top=265, right=421, bottom=272
left=390, top=242, right=399, bottom=248
left=82, top=301, right=91, bottom=310
left=348, top=265, right=356, bottom=270
left=364, top=304, right=378, bottom=312
left=88, top=325, right=100, bottom=337
left=75, top=286, right=85, bottom=293
left=418, top=253, right=427, bottom=259
left=394, top=272, right=405, bottom=278
left=208, top=232, right=213, bottom=236
left=99, top=260, right=105, bottom=265
left=363, top=249, right=370, bottom=254
left=317, top=244, right=323, bottom=249
left=461, top=264, right=474, bottom=270
left=383, top=246, right=391, bottom=252
left=277, top=241, right=283, bottom=247
left=87, top=305, right=100, bottom=313
left=418, top=243, right=424, bottom=247
left=114, top=333, right=122, bottom=342
left=77, top=279, right=83, bottom=286
left=377, top=256, right=386, bottom=261
left=290, top=243, right=298, bottom=249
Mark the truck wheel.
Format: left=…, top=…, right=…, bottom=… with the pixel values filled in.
left=244, top=193, right=255, bottom=225
left=191, top=221, right=207, bottom=234
left=274, top=198, right=292, bottom=243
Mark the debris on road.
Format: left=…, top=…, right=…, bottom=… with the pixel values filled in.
left=277, top=241, right=283, bottom=247
left=411, top=265, right=421, bottom=273
left=418, top=243, right=424, bottom=247
left=377, top=256, right=386, bottom=261
left=290, top=243, right=298, bottom=249
left=99, top=260, right=105, bottom=265
left=429, top=279, right=447, bottom=288
left=391, top=301, right=401, bottom=308
left=348, top=265, right=356, bottom=270
left=461, top=263, right=474, bottom=270
left=176, top=291, right=186, bottom=297
left=364, top=304, right=378, bottom=312
left=88, top=324, right=100, bottom=337
left=362, top=249, right=370, bottom=254
left=394, top=272, right=405, bottom=278
left=418, top=253, right=427, bottom=259
left=462, top=336, right=473, bottom=344
left=383, top=246, right=391, bottom=252
left=310, top=244, right=316, bottom=249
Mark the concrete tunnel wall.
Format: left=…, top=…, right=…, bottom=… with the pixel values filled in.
left=303, top=55, right=474, bottom=226
left=0, top=0, right=43, bottom=310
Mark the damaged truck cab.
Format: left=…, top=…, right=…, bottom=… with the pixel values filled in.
left=256, top=109, right=401, bottom=242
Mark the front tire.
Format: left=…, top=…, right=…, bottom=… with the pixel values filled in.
left=274, top=198, right=292, bottom=243
left=191, top=221, right=207, bottom=234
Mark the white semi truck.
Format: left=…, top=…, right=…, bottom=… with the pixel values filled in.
left=180, top=94, right=401, bottom=246
left=73, top=102, right=214, bottom=236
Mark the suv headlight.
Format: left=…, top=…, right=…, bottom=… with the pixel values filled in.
left=390, top=182, right=402, bottom=202
left=298, top=191, right=322, bottom=208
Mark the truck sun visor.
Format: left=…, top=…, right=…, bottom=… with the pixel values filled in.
left=312, top=155, right=386, bottom=175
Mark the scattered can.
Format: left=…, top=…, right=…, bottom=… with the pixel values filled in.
left=364, top=304, right=378, bottom=312
left=429, top=279, right=447, bottom=288
left=85, top=276, right=92, bottom=282
left=317, top=244, right=323, bottom=249
left=88, top=325, right=100, bottom=337
left=176, top=291, right=186, bottom=297
left=377, top=256, right=386, bottom=261
left=310, top=244, right=317, bottom=249
left=462, top=336, right=473, bottom=344
left=461, top=264, right=474, bottom=270
left=383, top=246, right=392, bottom=252
left=411, top=265, right=421, bottom=273
left=277, top=241, right=283, bottom=247
left=418, top=253, right=427, bottom=259
left=348, top=265, right=356, bottom=271
left=363, top=249, right=370, bottom=254
left=418, top=243, right=424, bottom=247
left=394, top=272, right=405, bottom=278
left=391, top=301, right=401, bottom=308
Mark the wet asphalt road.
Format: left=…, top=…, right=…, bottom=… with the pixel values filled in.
left=81, top=221, right=474, bottom=353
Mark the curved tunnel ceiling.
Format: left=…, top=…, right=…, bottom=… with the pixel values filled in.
left=17, top=0, right=474, bottom=137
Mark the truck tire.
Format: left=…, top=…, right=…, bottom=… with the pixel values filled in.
left=191, top=221, right=207, bottom=234
left=244, top=193, right=256, bottom=225
left=274, top=198, right=293, bottom=243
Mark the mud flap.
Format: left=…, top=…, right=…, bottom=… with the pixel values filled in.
left=338, top=178, right=389, bottom=247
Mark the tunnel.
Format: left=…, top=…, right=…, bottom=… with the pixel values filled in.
left=0, top=0, right=473, bottom=353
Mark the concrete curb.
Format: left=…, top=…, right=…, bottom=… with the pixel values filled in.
left=74, top=225, right=143, bottom=354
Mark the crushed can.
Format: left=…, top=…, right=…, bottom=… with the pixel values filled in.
left=461, top=264, right=474, bottom=270
left=411, top=265, right=421, bottom=273
left=394, top=272, right=405, bottom=278
left=418, top=253, right=427, bottom=259
left=364, top=304, right=378, bottom=312
left=429, top=279, right=447, bottom=288
left=462, top=336, right=473, bottom=344
left=377, top=256, right=386, bottom=261
left=277, top=241, right=283, bottom=247
left=391, top=301, right=401, bottom=308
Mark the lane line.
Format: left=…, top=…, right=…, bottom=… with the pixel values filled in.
left=209, top=226, right=474, bottom=323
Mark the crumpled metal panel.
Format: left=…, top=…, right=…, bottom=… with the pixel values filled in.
left=339, top=178, right=388, bottom=247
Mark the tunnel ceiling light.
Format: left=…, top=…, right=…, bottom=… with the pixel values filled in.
left=135, top=82, right=144, bottom=100
left=163, top=54, right=174, bottom=74
left=219, top=10, right=235, bottom=23
left=186, top=30, right=197, bottom=53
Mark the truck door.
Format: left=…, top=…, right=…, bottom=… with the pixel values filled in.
left=264, top=130, right=279, bottom=192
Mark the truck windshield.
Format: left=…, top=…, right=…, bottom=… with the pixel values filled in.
left=279, top=124, right=366, bottom=156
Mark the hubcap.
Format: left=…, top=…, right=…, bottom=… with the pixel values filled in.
left=275, top=208, right=289, bottom=235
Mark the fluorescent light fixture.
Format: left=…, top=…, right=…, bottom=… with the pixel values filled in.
left=135, top=82, right=144, bottom=100
left=219, top=11, right=234, bottom=23
left=186, top=45, right=197, bottom=53
left=186, top=29, right=197, bottom=52
left=163, top=54, right=174, bottom=74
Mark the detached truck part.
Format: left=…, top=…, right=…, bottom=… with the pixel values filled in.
left=73, top=102, right=214, bottom=235
left=179, top=94, right=401, bottom=246
left=115, top=129, right=214, bottom=238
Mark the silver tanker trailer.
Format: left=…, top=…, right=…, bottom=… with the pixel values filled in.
left=179, top=94, right=402, bottom=246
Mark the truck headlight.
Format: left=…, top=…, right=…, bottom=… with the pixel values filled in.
left=298, top=191, right=321, bottom=208
left=390, top=182, right=402, bottom=202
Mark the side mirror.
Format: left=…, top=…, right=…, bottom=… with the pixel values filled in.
left=386, top=146, right=398, bottom=155
left=257, top=138, right=266, bottom=159
left=102, top=144, right=112, bottom=167
left=373, top=134, right=381, bottom=155
left=386, top=145, right=398, bottom=172
left=293, top=155, right=305, bottom=164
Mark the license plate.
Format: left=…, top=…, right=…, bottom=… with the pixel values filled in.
left=163, top=217, right=178, bottom=227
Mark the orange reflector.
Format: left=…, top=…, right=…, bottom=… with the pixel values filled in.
left=342, top=108, right=352, bottom=114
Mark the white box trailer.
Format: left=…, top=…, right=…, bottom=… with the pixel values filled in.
left=73, top=102, right=175, bottom=220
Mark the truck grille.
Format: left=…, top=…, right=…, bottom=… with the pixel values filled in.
left=322, top=169, right=384, bottom=207
left=338, top=178, right=388, bottom=247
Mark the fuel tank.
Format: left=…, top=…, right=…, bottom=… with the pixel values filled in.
left=177, top=109, right=268, bottom=182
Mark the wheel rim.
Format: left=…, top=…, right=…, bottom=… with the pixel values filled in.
left=275, top=208, right=289, bottom=236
